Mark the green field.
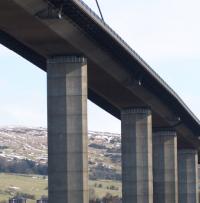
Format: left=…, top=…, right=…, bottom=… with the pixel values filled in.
left=0, top=173, right=47, bottom=203
left=0, top=173, right=121, bottom=202
left=90, top=179, right=121, bottom=199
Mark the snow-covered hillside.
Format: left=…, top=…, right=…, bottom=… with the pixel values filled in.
left=0, top=127, right=121, bottom=180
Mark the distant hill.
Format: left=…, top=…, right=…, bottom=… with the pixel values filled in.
left=0, top=127, right=121, bottom=180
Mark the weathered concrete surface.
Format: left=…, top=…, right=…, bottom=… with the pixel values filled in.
left=121, top=108, right=153, bottom=203
left=47, top=56, right=88, bottom=203
left=153, top=129, right=178, bottom=203
left=178, top=150, right=199, bottom=203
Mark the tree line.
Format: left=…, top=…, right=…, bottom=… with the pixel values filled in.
left=0, top=157, right=47, bottom=175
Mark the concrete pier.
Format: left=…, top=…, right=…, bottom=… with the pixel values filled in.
left=121, top=107, right=153, bottom=203
left=178, top=150, right=199, bottom=203
left=153, top=129, right=178, bottom=203
left=47, top=56, right=88, bottom=203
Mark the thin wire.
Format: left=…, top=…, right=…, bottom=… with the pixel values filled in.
left=95, top=0, right=104, bottom=22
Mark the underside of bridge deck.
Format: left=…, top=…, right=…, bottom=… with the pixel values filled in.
left=0, top=0, right=199, bottom=150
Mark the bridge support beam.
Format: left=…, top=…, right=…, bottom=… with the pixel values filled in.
left=153, top=129, right=178, bottom=203
left=178, top=149, right=199, bottom=203
left=121, top=107, right=153, bottom=203
left=47, top=56, right=88, bottom=203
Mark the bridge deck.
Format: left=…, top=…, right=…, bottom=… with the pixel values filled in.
left=0, top=0, right=199, bottom=150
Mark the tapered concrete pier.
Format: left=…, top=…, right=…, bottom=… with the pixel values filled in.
left=47, top=56, right=88, bottom=203
left=153, top=129, right=178, bottom=203
left=121, top=107, right=153, bottom=203
left=178, top=149, right=199, bottom=203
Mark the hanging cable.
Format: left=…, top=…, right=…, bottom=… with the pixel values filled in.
left=95, top=0, right=105, bottom=22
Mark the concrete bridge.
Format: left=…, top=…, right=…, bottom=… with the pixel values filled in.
left=0, top=0, right=199, bottom=203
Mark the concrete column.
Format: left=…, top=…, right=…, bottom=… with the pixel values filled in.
left=153, top=129, right=178, bottom=203
left=178, top=149, right=199, bottom=203
left=121, top=107, right=153, bottom=203
left=47, top=56, right=88, bottom=203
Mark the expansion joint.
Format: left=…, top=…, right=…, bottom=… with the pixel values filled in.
left=121, top=107, right=151, bottom=115
left=47, top=56, right=87, bottom=64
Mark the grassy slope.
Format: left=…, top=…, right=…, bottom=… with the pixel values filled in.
left=0, top=173, right=47, bottom=203
left=0, top=173, right=121, bottom=202
left=90, top=179, right=121, bottom=198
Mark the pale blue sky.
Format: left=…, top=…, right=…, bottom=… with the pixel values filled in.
left=0, top=0, right=200, bottom=133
